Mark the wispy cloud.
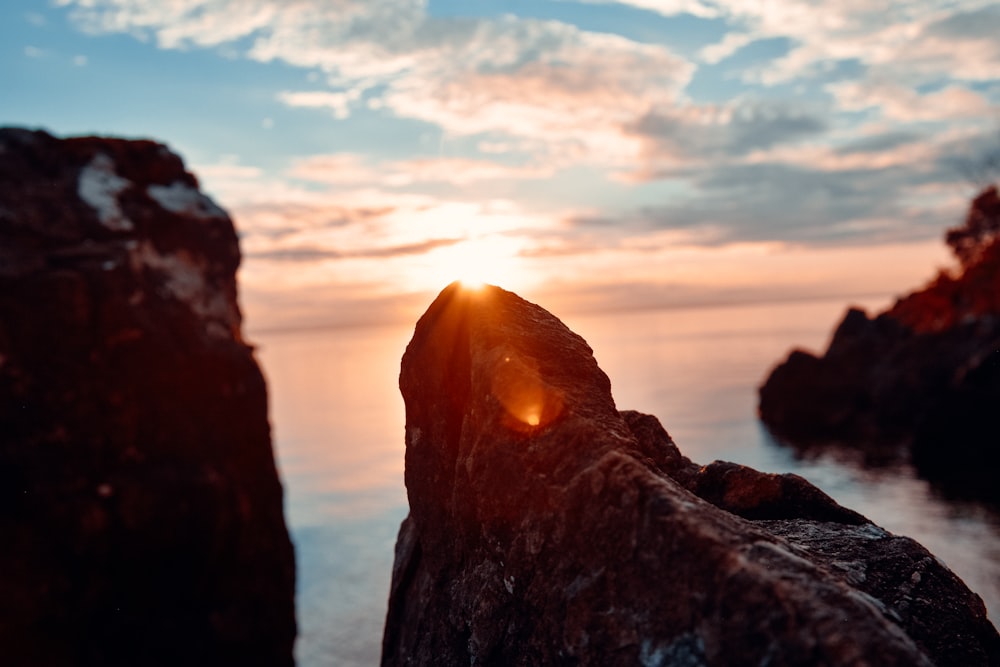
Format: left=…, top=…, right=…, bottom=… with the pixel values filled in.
left=246, top=237, right=462, bottom=262
left=289, top=153, right=555, bottom=187
left=277, top=90, right=361, bottom=120
left=828, top=81, right=992, bottom=122
left=559, top=0, right=719, bottom=19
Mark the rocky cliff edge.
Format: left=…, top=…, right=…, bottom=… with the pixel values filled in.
left=0, top=128, right=295, bottom=666
left=759, top=187, right=1000, bottom=502
left=381, top=282, right=999, bottom=666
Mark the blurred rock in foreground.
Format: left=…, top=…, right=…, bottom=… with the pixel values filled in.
left=0, top=128, right=295, bottom=666
left=382, top=282, right=999, bottom=666
left=759, top=186, right=1000, bottom=503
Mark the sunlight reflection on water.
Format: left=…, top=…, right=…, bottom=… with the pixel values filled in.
left=254, top=296, right=999, bottom=667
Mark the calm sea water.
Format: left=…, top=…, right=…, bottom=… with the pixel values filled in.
left=253, top=296, right=1000, bottom=667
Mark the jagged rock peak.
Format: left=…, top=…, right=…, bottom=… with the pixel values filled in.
left=382, top=282, right=999, bottom=666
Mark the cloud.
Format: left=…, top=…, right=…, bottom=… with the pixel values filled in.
left=828, top=80, right=992, bottom=122
left=698, top=31, right=753, bottom=64
left=836, top=131, right=922, bottom=155
left=278, top=90, right=361, bottom=119
left=245, top=246, right=345, bottom=262
left=736, top=125, right=992, bottom=175
left=229, top=182, right=557, bottom=282
left=581, top=146, right=976, bottom=247
left=283, top=154, right=378, bottom=186
left=902, top=5, right=1000, bottom=81
left=246, top=237, right=462, bottom=262
left=648, top=164, right=911, bottom=243
left=234, top=201, right=397, bottom=240
left=289, top=153, right=555, bottom=187
left=57, top=0, right=693, bottom=165
left=926, top=4, right=1000, bottom=41
left=556, top=0, right=719, bottom=19
left=57, top=0, right=281, bottom=49
left=58, top=0, right=1000, bottom=99
left=517, top=223, right=717, bottom=259
left=682, top=0, right=1000, bottom=108
left=625, top=100, right=828, bottom=171
left=369, top=18, right=694, bottom=164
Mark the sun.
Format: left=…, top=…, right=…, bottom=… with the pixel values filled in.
left=424, top=236, right=526, bottom=292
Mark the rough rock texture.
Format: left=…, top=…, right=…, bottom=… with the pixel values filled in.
left=0, top=128, right=295, bottom=666
left=759, top=188, right=1000, bottom=502
left=382, top=283, right=999, bottom=666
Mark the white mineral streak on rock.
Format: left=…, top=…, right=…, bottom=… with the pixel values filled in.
left=133, top=241, right=237, bottom=338
left=640, top=634, right=706, bottom=667
left=856, top=523, right=889, bottom=540
left=147, top=181, right=227, bottom=221
left=78, top=154, right=134, bottom=231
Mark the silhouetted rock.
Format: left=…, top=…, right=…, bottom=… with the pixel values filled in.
left=759, top=188, right=1000, bottom=502
left=382, top=283, right=998, bottom=666
left=0, top=128, right=295, bottom=666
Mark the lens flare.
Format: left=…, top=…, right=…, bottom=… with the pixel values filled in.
left=490, top=352, right=564, bottom=432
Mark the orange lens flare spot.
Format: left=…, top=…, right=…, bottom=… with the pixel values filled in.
left=490, top=352, right=563, bottom=432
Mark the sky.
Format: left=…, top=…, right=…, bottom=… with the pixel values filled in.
left=2, top=0, right=999, bottom=331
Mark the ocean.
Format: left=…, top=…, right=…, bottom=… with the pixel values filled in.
left=252, top=295, right=1000, bottom=667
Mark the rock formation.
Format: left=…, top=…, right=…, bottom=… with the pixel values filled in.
left=382, top=283, right=999, bottom=666
left=759, top=187, right=1000, bottom=502
left=0, top=128, right=295, bottom=666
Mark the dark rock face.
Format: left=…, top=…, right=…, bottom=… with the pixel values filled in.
left=759, top=189, right=1000, bottom=502
left=0, top=128, right=295, bottom=666
left=382, top=283, right=999, bottom=666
